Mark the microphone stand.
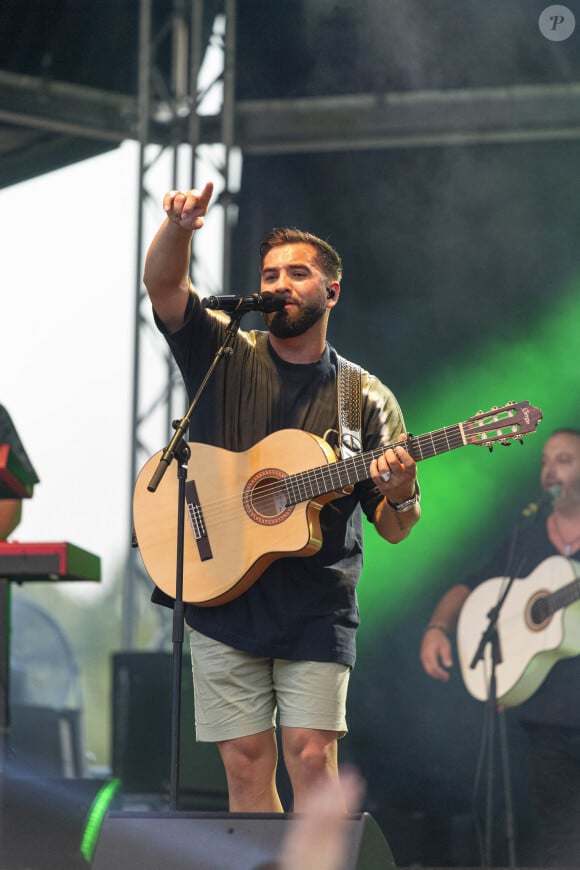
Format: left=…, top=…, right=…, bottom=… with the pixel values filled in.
left=146, top=308, right=245, bottom=811
left=468, top=509, right=532, bottom=869
left=469, top=493, right=553, bottom=865
left=469, top=581, right=517, bottom=868
left=465, top=489, right=556, bottom=865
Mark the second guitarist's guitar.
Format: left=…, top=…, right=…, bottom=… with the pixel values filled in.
left=457, top=555, right=580, bottom=706
left=133, top=400, right=541, bottom=606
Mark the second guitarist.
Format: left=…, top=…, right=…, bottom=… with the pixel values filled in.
left=420, top=428, right=580, bottom=867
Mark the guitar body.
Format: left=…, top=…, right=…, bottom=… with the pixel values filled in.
left=457, top=556, right=580, bottom=706
left=133, top=429, right=343, bottom=606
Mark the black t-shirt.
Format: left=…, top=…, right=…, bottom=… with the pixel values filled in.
left=152, top=293, right=408, bottom=667
left=464, top=518, right=580, bottom=727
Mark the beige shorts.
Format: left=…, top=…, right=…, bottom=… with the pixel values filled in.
left=187, top=628, right=350, bottom=742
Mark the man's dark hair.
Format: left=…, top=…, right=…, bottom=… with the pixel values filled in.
left=259, top=228, right=343, bottom=282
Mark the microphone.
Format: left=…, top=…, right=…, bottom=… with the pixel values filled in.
left=521, top=485, right=561, bottom=518
left=201, top=292, right=286, bottom=314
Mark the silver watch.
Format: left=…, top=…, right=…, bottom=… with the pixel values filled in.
left=387, top=492, right=418, bottom=512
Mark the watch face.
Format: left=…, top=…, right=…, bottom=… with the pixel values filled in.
left=397, top=501, right=416, bottom=512
left=390, top=493, right=418, bottom=511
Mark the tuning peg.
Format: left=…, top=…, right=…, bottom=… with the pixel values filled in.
left=500, top=439, right=511, bottom=447
left=488, top=445, right=494, bottom=452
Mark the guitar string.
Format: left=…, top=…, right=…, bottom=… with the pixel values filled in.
left=547, top=566, right=580, bottom=614
left=144, top=408, right=533, bottom=530
left=185, top=424, right=532, bottom=527
left=175, top=428, right=464, bottom=528
left=149, top=409, right=532, bottom=533
left=167, top=424, right=530, bottom=532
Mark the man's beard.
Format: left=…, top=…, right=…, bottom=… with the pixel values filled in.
left=263, top=302, right=326, bottom=339
left=555, top=474, right=580, bottom=515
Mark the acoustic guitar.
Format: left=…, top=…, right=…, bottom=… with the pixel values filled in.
left=457, top=555, right=580, bottom=706
left=133, top=400, right=541, bottom=606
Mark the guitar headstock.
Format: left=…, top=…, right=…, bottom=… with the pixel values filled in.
left=464, top=401, right=543, bottom=449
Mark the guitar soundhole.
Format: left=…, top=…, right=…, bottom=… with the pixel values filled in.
left=527, top=590, right=551, bottom=631
left=243, top=468, right=294, bottom=526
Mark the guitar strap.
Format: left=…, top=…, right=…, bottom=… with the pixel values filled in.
left=337, top=355, right=363, bottom=459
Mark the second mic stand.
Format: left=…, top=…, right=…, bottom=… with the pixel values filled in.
left=469, top=516, right=529, bottom=869
left=470, top=590, right=517, bottom=868
left=146, top=308, right=244, bottom=811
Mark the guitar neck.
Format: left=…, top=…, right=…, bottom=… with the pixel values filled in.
left=284, top=423, right=465, bottom=505
left=546, top=576, right=580, bottom=615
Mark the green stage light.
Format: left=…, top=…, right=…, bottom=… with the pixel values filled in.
left=80, top=777, right=122, bottom=864
left=359, top=278, right=580, bottom=637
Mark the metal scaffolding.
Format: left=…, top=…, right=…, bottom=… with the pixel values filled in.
left=123, top=0, right=239, bottom=649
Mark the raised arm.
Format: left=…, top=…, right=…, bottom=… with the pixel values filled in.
left=143, top=182, right=214, bottom=333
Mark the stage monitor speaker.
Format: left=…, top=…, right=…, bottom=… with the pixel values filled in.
left=1, top=776, right=119, bottom=870
left=91, top=810, right=396, bottom=870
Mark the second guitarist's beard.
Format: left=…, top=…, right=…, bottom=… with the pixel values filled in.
left=553, top=473, right=580, bottom=517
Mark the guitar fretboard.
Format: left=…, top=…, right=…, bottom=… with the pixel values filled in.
left=283, top=423, right=465, bottom=505
left=546, top=576, right=580, bottom=615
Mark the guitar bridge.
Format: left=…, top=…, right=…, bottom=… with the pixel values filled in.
left=185, top=480, right=213, bottom=562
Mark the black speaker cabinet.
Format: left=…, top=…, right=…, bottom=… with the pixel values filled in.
left=91, top=810, right=396, bottom=870
left=7, top=704, right=85, bottom=778
left=112, top=651, right=228, bottom=806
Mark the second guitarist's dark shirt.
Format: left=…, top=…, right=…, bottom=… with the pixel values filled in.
left=151, top=292, right=408, bottom=668
left=465, top=521, right=580, bottom=728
